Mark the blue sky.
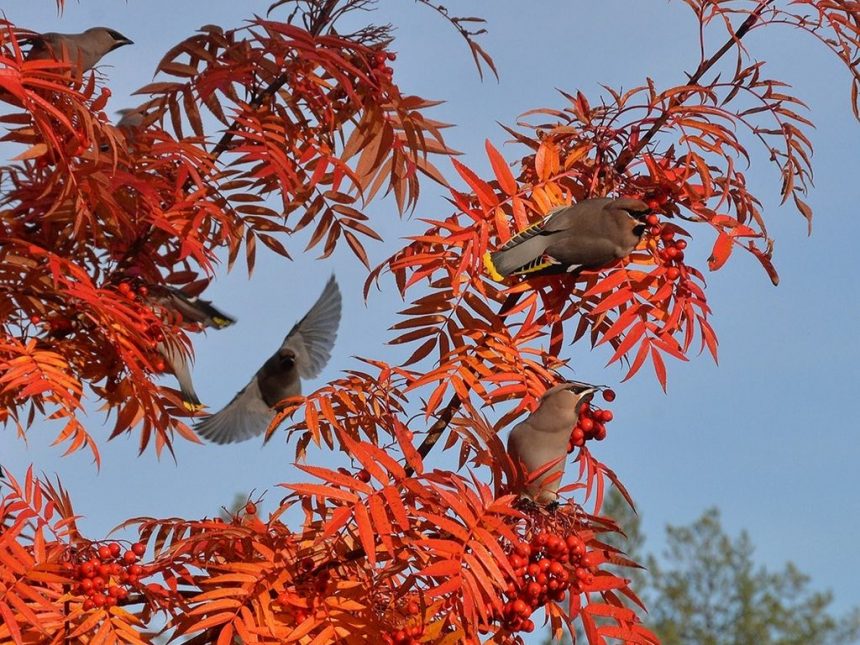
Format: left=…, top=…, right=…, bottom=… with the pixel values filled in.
left=2, top=0, right=859, bottom=637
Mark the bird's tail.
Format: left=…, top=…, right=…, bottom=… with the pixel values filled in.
left=195, top=300, right=236, bottom=329
left=159, top=342, right=204, bottom=411
left=483, top=235, right=550, bottom=280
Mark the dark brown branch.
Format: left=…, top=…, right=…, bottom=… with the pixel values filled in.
left=404, top=392, right=461, bottom=478
left=613, top=0, right=774, bottom=173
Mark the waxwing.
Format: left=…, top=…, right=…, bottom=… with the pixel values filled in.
left=483, top=197, right=651, bottom=280
left=26, top=27, right=133, bottom=73
left=151, top=287, right=236, bottom=411
left=195, top=276, right=341, bottom=444
left=507, top=381, right=599, bottom=504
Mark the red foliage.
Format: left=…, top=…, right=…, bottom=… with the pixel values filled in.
left=2, top=1, right=859, bottom=642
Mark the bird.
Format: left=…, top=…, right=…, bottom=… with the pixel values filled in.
left=25, top=27, right=133, bottom=73
left=115, top=108, right=145, bottom=130
left=506, top=381, right=598, bottom=505
left=150, top=287, right=236, bottom=411
left=483, top=197, right=651, bottom=281
left=194, top=275, right=342, bottom=444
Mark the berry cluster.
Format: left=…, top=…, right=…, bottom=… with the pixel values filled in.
left=652, top=222, right=689, bottom=283
left=567, top=389, right=615, bottom=452
left=370, top=49, right=396, bottom=81
left=383, top=600, right=424, bottom=644
left=492, top=530, right=597, bottom=634
left=65, top=542, right=146, bottom=611
left=274, top=558, right=333, bottom=624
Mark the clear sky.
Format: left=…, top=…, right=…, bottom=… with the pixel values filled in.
left=2, top=0, right=859, bottom=638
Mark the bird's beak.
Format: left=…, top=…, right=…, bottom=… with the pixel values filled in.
left=110, top=36, right=134, bottom=51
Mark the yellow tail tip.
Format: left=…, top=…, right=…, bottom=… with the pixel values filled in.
left=213, top=317, right=232, bottom=328
left=482, top=251, right=505, bottom=282
left=183, top=401, right=204, bottom=412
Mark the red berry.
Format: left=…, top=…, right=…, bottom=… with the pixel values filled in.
left=387, top=52, right=397, bottom=61
left=602, top=389, right=616, bottom=402
left=646, top=214, right=660, bottom=226
left=356, top=468, right=371, bottom=483
left=245, top=502, right=257, bottom=515
left=514, top=542, right=530, bottom=559
left=105, top=595, right=117, bottom=607
left=660, top=229, right=675, bottom=242
left=118, top=282, right=132, bottom=296
left=599, top=409, right=614, bottom=423
left=675, top=250, right=685, bottom=262
left=123, top=551, right=138, bottom=565
left=80, top=578, right=94, bottom=592
left=666, top=246, right=680, bottom=260
left=647, top=199, right=661, bottom=211
left=97, top=564, right=111, bottom=577
left=154, top=359, right=166, bottom=372
left=523, top=619, right=535, bottom=633
left=571, top=428, right=585, bottom=445
left=509, top=554, right=525, bottom=569
left=667, top=267, right=681, bottom=280
left=129, top=564, right=143, bottom=576
left=83, top=598, right=94, bottom=611
left=108, top=585, right=122, bottom=598
left=131, top=542, right=146, bottom=557
left=138, top=286, right=148, bottom=297
left=579, top=417, right=594, bottom=432
left=649, top=225, right=661, bottom=236
left=30, top=315, right=41, bottom=324
left=406, top=600, right=420, bottom=615
left=109, top=543, right=121, bottom=558
left=675, top=239, right=688, bottom=250
left=80, top=561, right=95, bottom=578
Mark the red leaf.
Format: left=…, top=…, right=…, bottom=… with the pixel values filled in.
left=485, top=140, right=517, bottom=195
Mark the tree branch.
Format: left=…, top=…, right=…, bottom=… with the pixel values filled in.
left=613, top=0, right=774, bottom=173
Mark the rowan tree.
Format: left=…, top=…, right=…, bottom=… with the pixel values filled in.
left=1, top=0, right=859, bottom=642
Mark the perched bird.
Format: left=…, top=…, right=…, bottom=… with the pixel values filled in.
left=483, top=197, right=651, bottom=281
left=26, top=27, right=133, bottom=73
left=151, top=287, right=236, bottom=411
left=195, top=276, right=342, bottom=444
left=506, top=381, right=598, bottom=505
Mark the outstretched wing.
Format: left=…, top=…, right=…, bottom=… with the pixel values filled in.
left=281, top=275, right=342, bottom=379
left=194, top=378, right=274, bottom=445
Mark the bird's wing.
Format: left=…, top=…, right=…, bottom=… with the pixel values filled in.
left=281, top=275, right=342, bottom=379
left=194, top=377, right=274, bottom=444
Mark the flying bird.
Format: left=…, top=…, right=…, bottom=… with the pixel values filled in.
left=506, top=381, right=598, bottom=505
left=483, top=197, right=651, bottom=281
left=195, top=275, right=342, bottom=444
left=26, top=27, right=133, bottom=73
left=151, top=287, right=236, bottom=411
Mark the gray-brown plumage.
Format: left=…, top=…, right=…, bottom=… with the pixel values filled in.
left=116, top=108, right=145, bottom=130
left=195, top=276, right=341, bottom=444
left=151, top=287, right=236, bottom=411
left=484, top=197, right=651, bottom=280
left=506, top=381, right=598, bottom=504
left=26, top=27, right=132, bottom=73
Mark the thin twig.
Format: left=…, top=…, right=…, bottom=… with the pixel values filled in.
left=614, top=0, right=774, bottom=173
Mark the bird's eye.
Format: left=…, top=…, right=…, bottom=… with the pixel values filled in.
left=106, top=30, right=125, bottom=41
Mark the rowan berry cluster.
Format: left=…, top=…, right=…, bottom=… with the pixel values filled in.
left=383, top=600, right=424, bottom=644
left=65, top=542, right=146, bottom=611
left=567, top=389, right=615, bottom=452
left=490, top=529, right=598, bottom=634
